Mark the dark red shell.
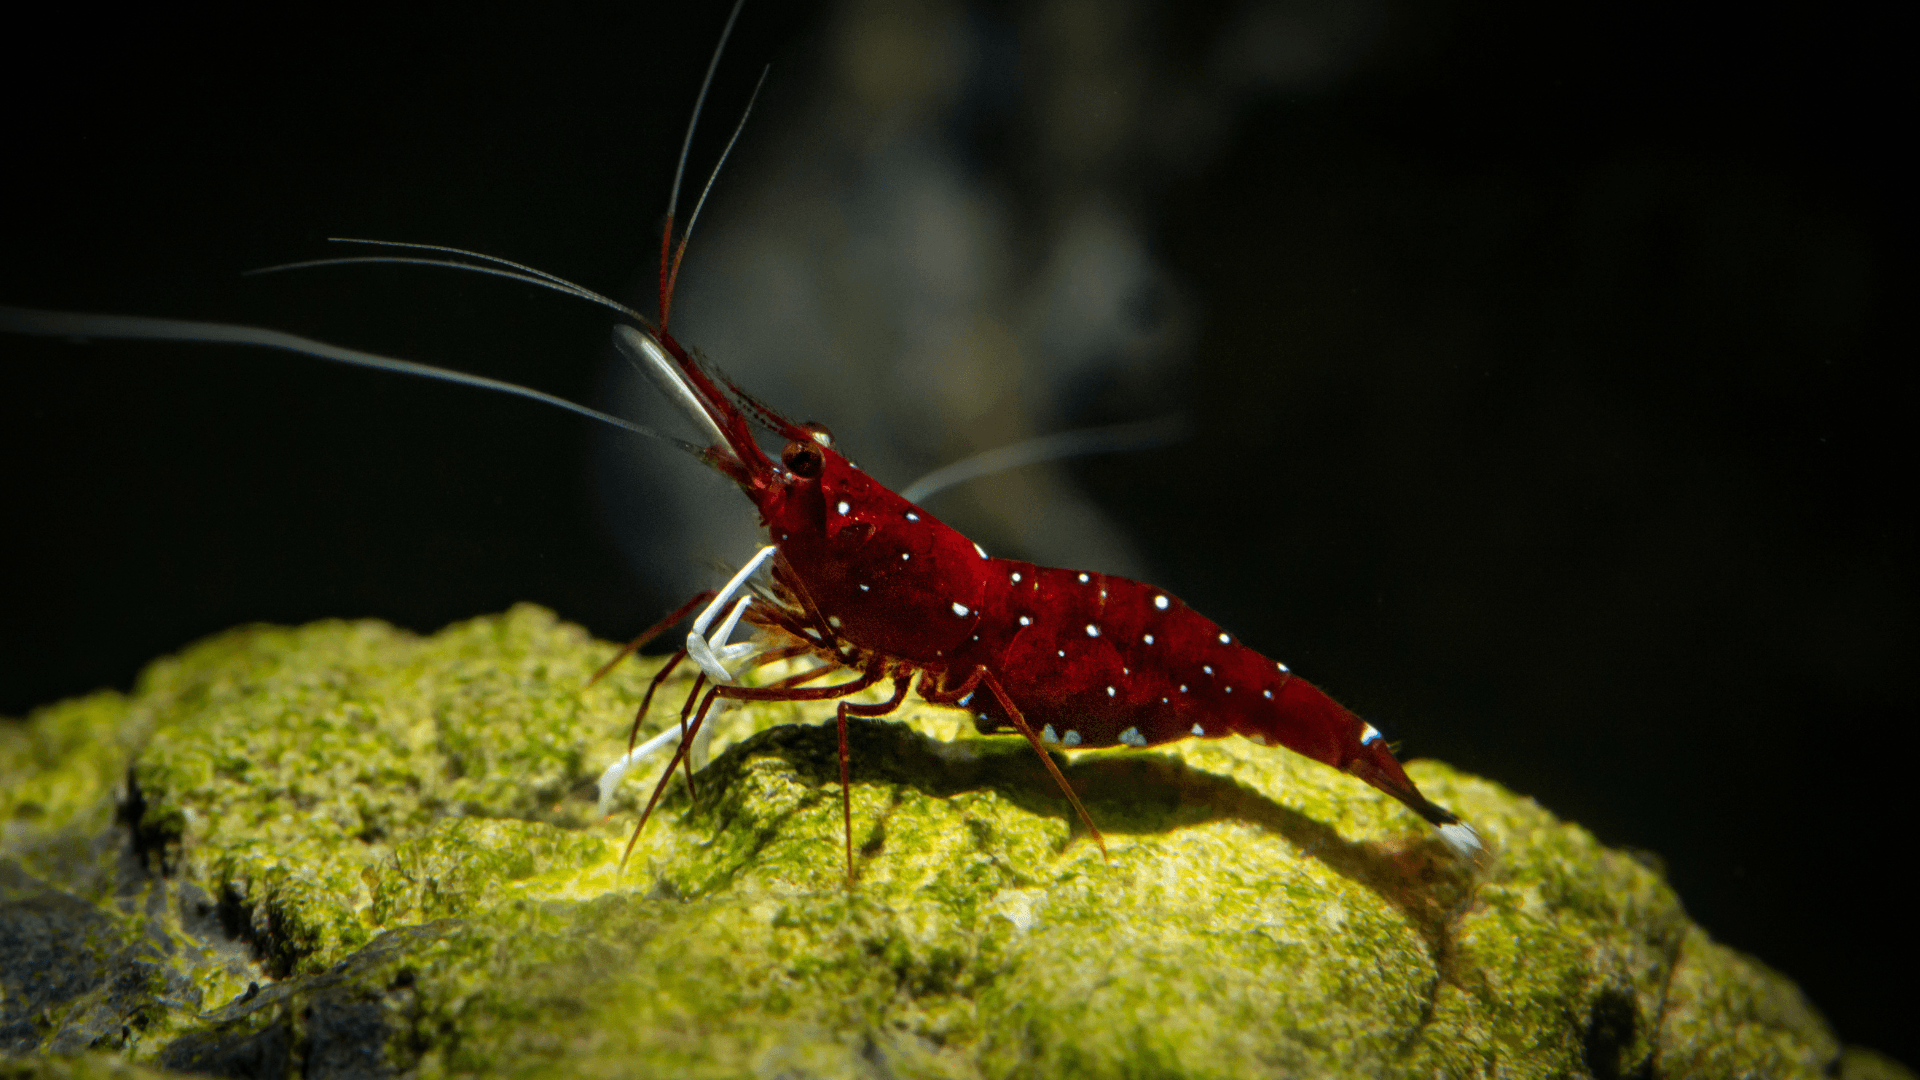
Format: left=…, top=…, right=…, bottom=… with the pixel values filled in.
left=696, top=359, right=1456, bottom=839
left=761, top=446, right=1389, bottom=775
left=765, top=449, right=992, bottom=663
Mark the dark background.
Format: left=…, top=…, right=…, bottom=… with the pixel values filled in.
left=3, top=0, right=1907, bottom=1066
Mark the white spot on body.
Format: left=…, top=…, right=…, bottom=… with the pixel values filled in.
left=1106, top=686, right=1116, bottom=697
left=1263, top=689, right=1273, bottom=699
left=836, top=500, right=850, bottom=515
left=1144, top=633, right=1154, bottom=645
left=902, top=552, right=911, bottom=560
left=1011, top=572, right=1022, bottom=583
left=859, top=584, right=870, bottom=592
left=1058, top=650, right=1066, bottom=658
left=952, top=602, right=970, bottom=617
left=906, top=512, right=919, bottom=521
left=1079, top=573, right=1090, bottom=583
left=1218, top=632, right=1231, bottom=644
left=1041, top=724, right=1059, bottom=744
left=1085, top=624, right=1101, bottom=637
left=1179, top=684, right=1188, bottom=693
left=1063, top=730, right=1082, bottom=747
left=1203, top=665, right=1213, bottom=675
left=1154, top=595, right=1169, bottom=609
left=1019, top=616, right=1032, bottom=626
left=1360, top=723, right=1382, bottom=746
left=1276, top=661, right=1290, bottom=673
left=1191, top=723, right=1205, bottom=736
left=828, top=616, right=842, bottom=628
left=1224, top=686, right=1233, bottom=693
left=1119, top=727, right=1146, bottom=747
left=974, top=542, right=989, bottom=559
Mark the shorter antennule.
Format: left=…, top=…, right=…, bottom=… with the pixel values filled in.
left=663, top=64, right=769, bottom=327
left=657, top=0, right=753, bottom=330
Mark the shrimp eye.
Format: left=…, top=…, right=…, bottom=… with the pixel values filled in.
left=782, top=440, right=824, bottom=478
left=802, top=421, right=834, bottom=447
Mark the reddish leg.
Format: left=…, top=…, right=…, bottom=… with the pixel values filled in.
left=663, top=641, right=813, bottom=766
left=590, top=590, right=717, bottom=688
left=833, top=671, right=913, bottom=887
left=619, top=663, right=888, bottom=872
left=762, top=662, right=839, bottom=692
left=628, top=650, right=688, bottom=753
left=596, top=644, right=821, bottom=818
left=923, top=667, right=1108, bottom=859
left=645, top=642, right=815, bottom=798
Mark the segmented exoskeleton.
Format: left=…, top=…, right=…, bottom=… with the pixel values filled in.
left=596, top=315, right=1483, bottom=878
left=0, top=0, right=1481, bottom=886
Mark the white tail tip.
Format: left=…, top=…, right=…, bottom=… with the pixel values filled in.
left=1438, top=821, right=1483, bottom=860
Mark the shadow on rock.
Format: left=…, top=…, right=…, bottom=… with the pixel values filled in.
left=688, top=719, right=1473, bottom=938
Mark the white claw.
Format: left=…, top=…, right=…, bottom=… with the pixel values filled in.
left=595, top=725, right=683, bottom=816
left=1438, top=821, right=1483, bottom=860
left=689, top=594, right=757, bottom=683
left=685, top=635, right=727, bottom=684
left=688, top=546, right=776, bottom=684
left=593, top=702, right=729, bottom=816
left=688, top=706, right=717, bottom=772
left=712, top=591, right=753, bottom=644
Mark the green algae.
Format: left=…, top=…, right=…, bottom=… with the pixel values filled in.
left=2, top=692, right=139, bottom=893
left=1, top=605, right=1904, bottom=1078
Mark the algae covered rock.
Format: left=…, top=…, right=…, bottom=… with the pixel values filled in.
left=0, top=606, right=1901, bottom=1078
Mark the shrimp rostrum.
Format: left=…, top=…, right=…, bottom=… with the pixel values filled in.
left=608, top=321, right=1484, bottom=877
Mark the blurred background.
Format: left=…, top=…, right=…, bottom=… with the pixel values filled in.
left=3, top=0, right=1907, bottom=1065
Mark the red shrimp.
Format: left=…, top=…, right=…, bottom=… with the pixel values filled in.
left=0, top=2, right=1481, bottom=883
left=607, top=314, right=1484, bottom=879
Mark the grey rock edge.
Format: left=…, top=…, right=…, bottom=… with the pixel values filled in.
left=0, top=606, right=1907, bottom=1079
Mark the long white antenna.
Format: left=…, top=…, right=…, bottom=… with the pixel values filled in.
left=327, top=238, right=622, bottom=299
left=0, top=306, right=703, bottom=457
left=245, top=254, right=648, bottom=323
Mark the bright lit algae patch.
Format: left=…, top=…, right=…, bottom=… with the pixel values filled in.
left=2, top=605, right=1888, bottom=1079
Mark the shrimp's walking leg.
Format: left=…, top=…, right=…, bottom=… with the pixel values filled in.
left=596, top=721, right=690, bottom=817
left=619, top=662, right=888, bottom=872
left=590, top=589, right=718, bottom=687
left=595, top=642, right=808, bottom=816
left=923, top=667, right=1108, bottom=859
left=582, top=589, right=724, bottom=814
left=597, top=667, right=705, bottom=816
left=833, top=671, right=913, bottom=886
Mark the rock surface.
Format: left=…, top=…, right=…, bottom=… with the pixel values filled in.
left=0, top=606, right=1902, bottom=1078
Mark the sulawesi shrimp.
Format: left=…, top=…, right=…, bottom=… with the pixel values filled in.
left=596, top=316, right=1484, bottom=876
left=0, top=3, right=1482, bottom=885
